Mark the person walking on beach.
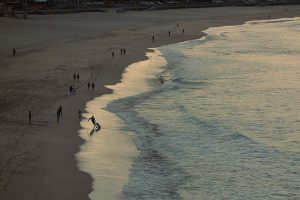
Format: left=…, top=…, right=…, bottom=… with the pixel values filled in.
left=182, top=29, right=185, bottom=34
left=69, top=86, right=73, bottom=94
left=123, top=48, right=126, bottom=55
left=91, top=82, right=95, bottom=90
left=12, top=48, right=16, bottom=56
left=88, top=82, right=90, bottom=90
left=73, top=73, right=76, bottom=81
left=112, top=51, right=115, bottom=57
left=78, top=109, right=82, bottom=121
left=168, top=30, right=171, bottom=37
left=76, top=74, right=80, bottom=82
left=28, top=110, right=32, bottom=124
left=57, top=105, right=62, bottom=123
left=120, top=48, right=123, bottom=55
left=152, top=35, right=155, bottom=43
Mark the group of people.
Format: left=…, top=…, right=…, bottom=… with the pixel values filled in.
left=112, top=48, right=127, bottom=57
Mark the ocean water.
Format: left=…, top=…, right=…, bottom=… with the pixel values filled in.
left=106, top=18, right=300, bottom=200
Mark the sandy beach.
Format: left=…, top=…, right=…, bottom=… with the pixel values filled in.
left=1, top=5, right=300, bottom=200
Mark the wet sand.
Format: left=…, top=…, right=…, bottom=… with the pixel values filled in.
left=0, top=5, right=300, bottom=200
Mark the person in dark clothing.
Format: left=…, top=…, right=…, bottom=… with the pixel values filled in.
left=57, top=105, right=62, bottom=123
left=123, top=48, right=126, bottom=55
left=88, top=82, right=90, bottom=90
left=168, top=30, right=171, bottom=37
left=120, top=48, right=123, bottom=55
left=69, top=86, right=73, bottom=94
left=73, top=73, right=76, bottom=81
left=13, top=49, right=16, bottom=56
left=112, top=51, right=115, bottom=57
left=88, top=115, right=101, bottom=130
left=152, top=35, right=155, bottom=42
left=91, top=82, right=95, bottom=90
left=182, top=29, right=185, bottom=34
left=28, top=110, right=32, bottom=124
left=76, top=74, right=80, bottom=82
left=88, top=115, right=96, bottom=125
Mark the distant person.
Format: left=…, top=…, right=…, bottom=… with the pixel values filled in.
left=12, top=48, right=16, bottom=56
left=152, top=35, right=155, bottom=42
left=69, top=86, right=73, bottom=94
left=168, top=30, right=171, bottom=37
left=120, top=48, right=123, bottom=55
left=78, top=109, right=82, bottom=121
left=73, top=73, right=76, bottom=81
left=269, top=14, right=271, bottom=19
left=88, top=115, right=96, bottom=125
left=112, top=51, right=115, bottom=57
left=28, top=110, right=32, bottom=124
left=76, top=74, right=80, bottom=82
left=123, top=48, right=126, bottom=55
left=57, top=105, right=63, bottom=123
left=88, top=115, right=101, bottom=130
left=88, top=82, right=90, bottom=90
left=91, top=82, right=95, bottom=90
left=182, top=29, right=185, bottom=34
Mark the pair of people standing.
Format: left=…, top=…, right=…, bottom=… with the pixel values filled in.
left=87, top=82, right=95, bottom=90
left=73, top=73, right=80, bottom=82
left=120, top=48, right=126, bottom=55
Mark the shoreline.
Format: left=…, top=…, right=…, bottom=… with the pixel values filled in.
left=1, top=6, right=300, bottom=200
left=77, top=49, right=166, bottom=199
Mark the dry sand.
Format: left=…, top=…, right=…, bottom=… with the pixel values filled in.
left=0, top=5, right=300, bottom=200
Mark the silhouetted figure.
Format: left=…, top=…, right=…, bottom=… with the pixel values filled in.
left=91, top=82, right=95, bottom=90
left=28, top=110, right=32, bottom=124
left=182, top=29, right=185, bottom=34
left=152, top=35, right=155, bottom=42
left=88, top=115, right=96, bottom=125
left=88, top=82, right=90, bottom=90
left=73, top=73, right=76, bottom=81
left=168, top=30, right=171, bottom=37
left=112, top=51, right=115, bottom=57
left=57, top=105, right=63, bottom=123
left=12, top=48, right=16, bottom=56
left=76, top=74, right=80, bottom=82
left=78, top=109, right=82, bottom=121
left=120, top=48, right=123, bottom=55
left=69, top=86, right=73, bottom=94
left=88, top=115, right=101, bottom=130
left=123, top=48, right=126, bottom=55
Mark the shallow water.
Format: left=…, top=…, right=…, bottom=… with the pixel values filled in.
left=77, top=50, right=166, bottom=199
left=107, top=18, right=300, bottom=199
